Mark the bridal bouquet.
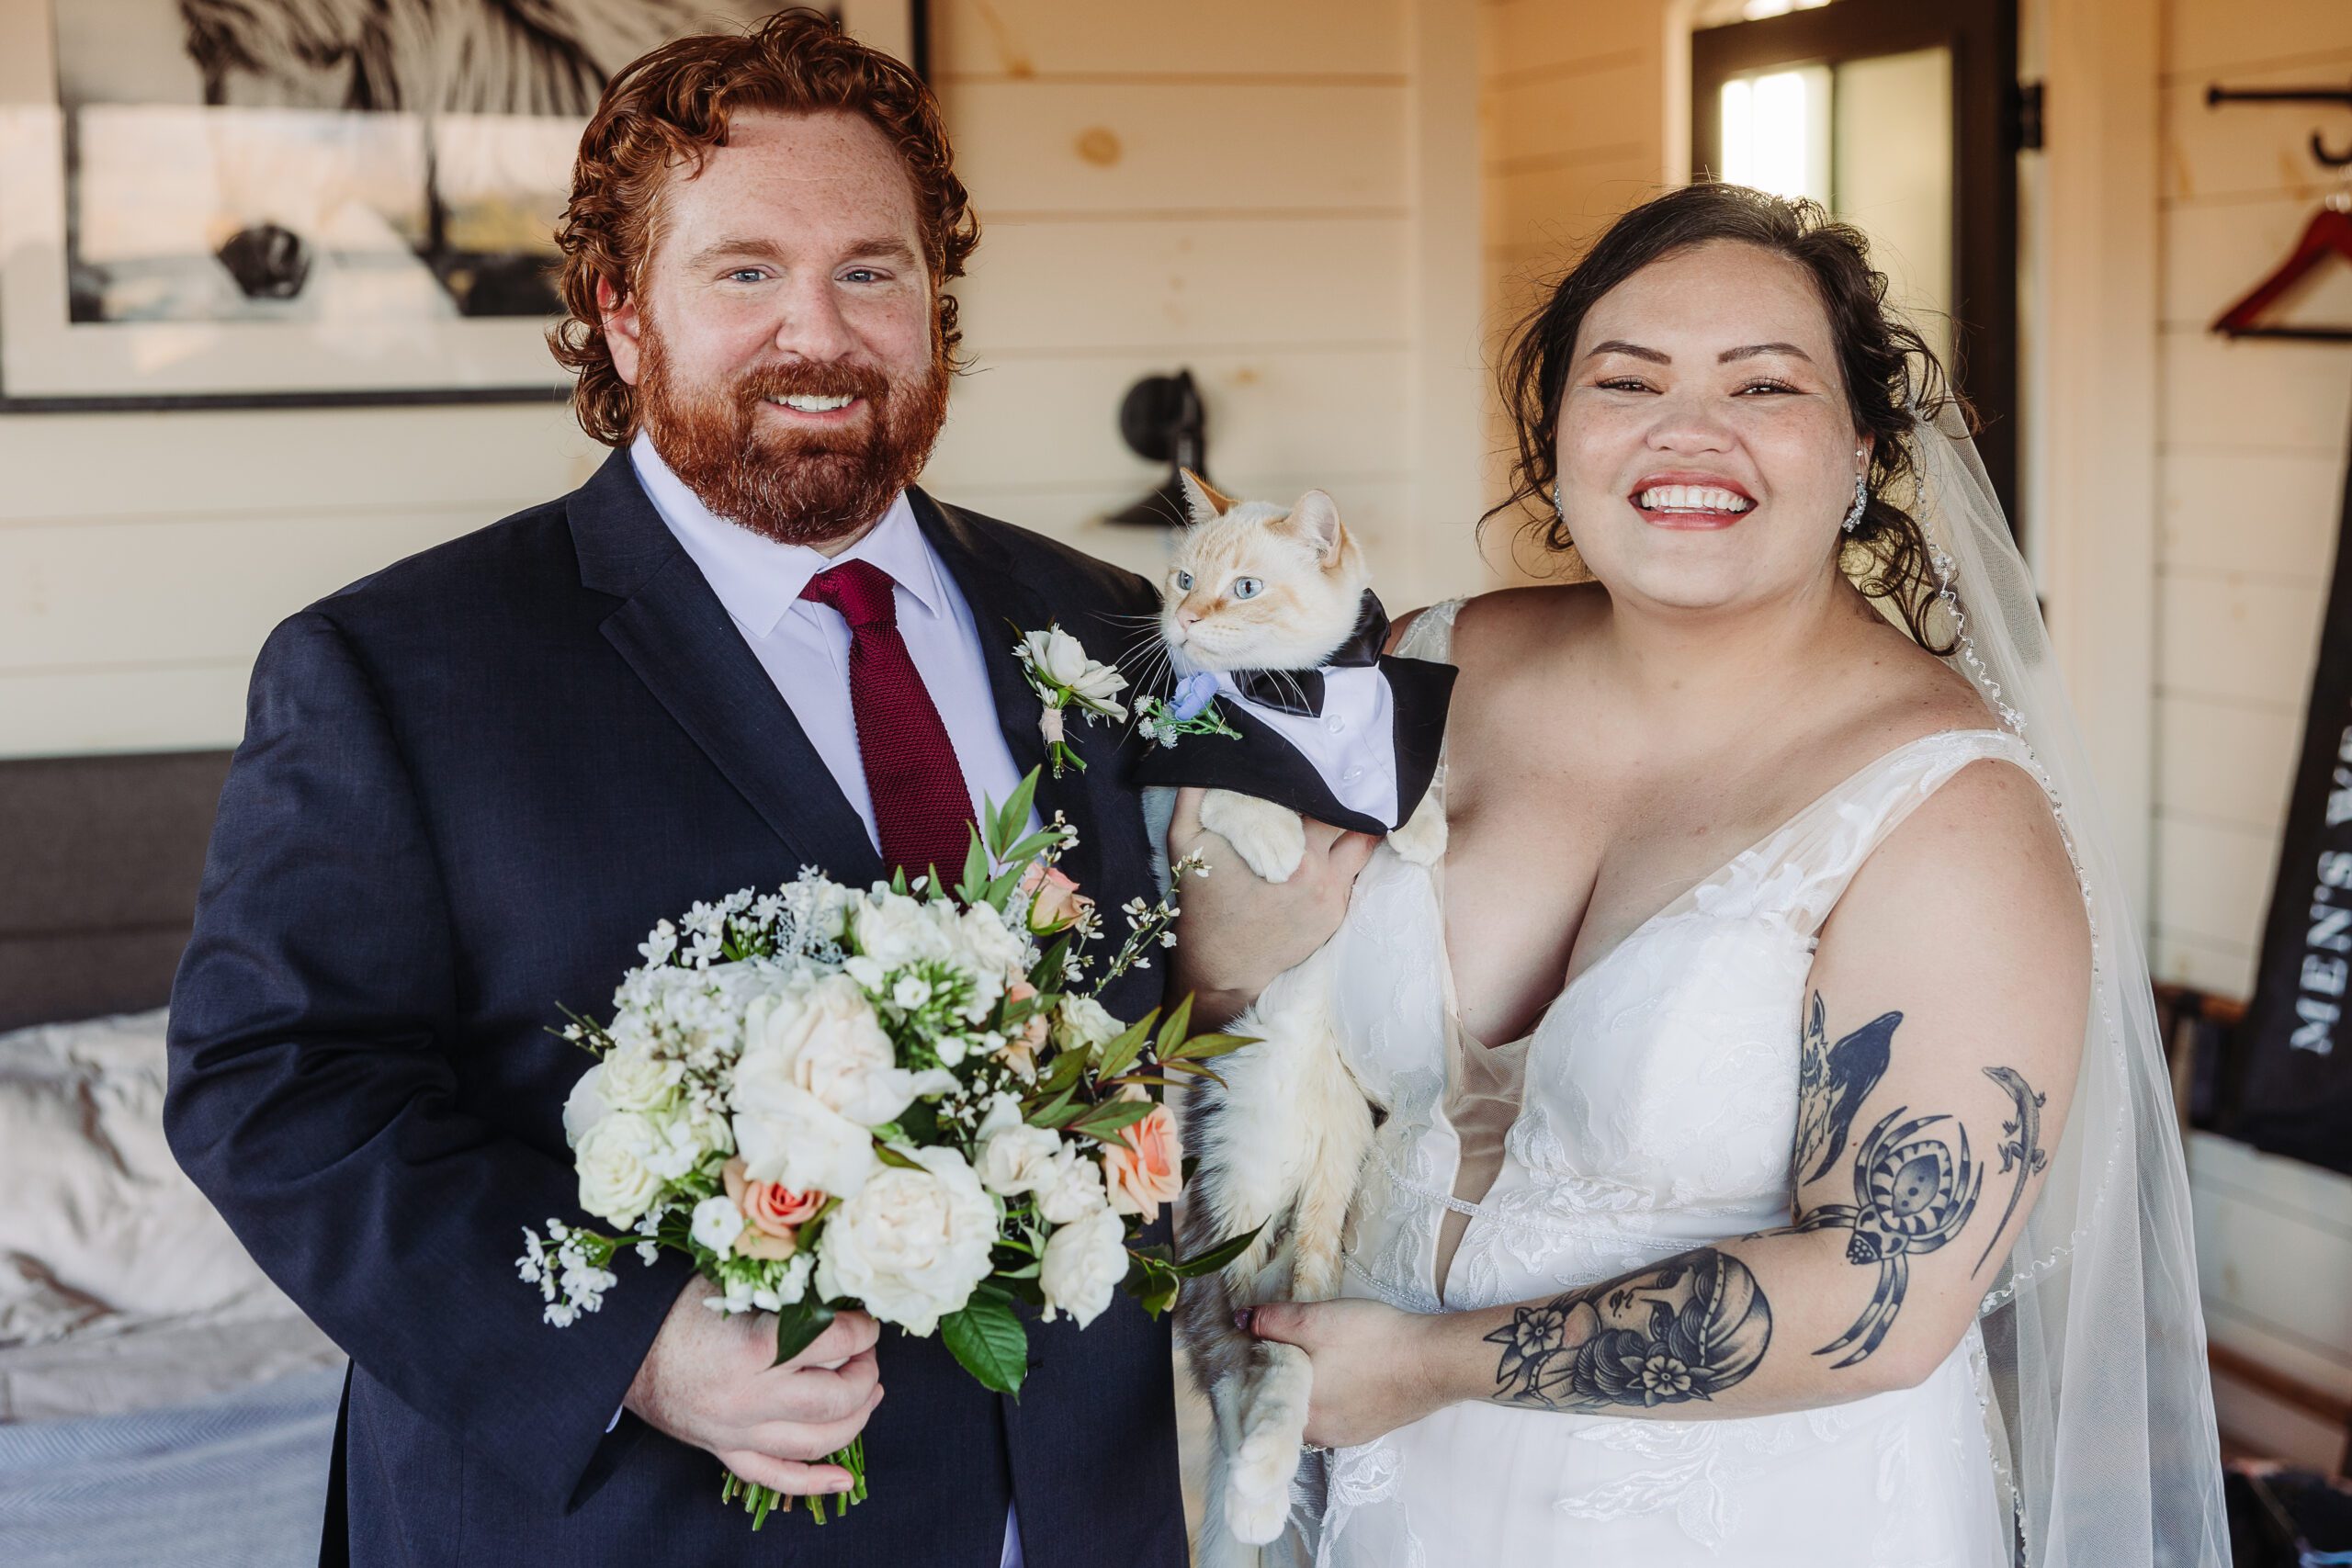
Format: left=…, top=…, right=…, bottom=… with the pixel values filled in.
left=516, top=771, right=1253, bottom=1528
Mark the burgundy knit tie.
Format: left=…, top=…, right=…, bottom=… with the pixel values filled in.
left=800, top=558, right=976, bottom=882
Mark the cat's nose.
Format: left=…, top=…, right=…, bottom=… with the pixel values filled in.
left=1174, top=608, right=1201, bottom=628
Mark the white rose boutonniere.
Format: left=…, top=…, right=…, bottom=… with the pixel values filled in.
left=1013, top=625, right=1128, bottom=778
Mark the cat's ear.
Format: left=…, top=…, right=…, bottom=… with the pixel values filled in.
left=1283, top=489, right=1346, bottom=566
left=1179, top=468, right=1237, bottom=524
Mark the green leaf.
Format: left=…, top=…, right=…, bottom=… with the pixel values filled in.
left=874, top=1142, right=922, bottom=1169
left=1028, top=934, right=1074, bottom=992
left=1066, top=1099, right=1157, bottom=1145
left=999, top=828, right=1069, bottom=869
left=941, top=1298, right=1030, bottom=1396
left=995, top=770, right=1042, bottom=854
left=1093, top=1016, right=1156, bottom=1080
left=1154, top=994, right=1195, bottom=1058
left=956, top=829, right=991, bottom=904
left=1037, top=1044, right=1091, bottom=1096
left=1026, top=1084, right=1084, bottom=1128
left=772, top=1298, right=837, bottom=1368
left=1162, top=1032, right=1258, bottom=1065
left=1169, top=1221, right=1265, bottom=1279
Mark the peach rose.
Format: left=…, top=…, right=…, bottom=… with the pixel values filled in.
left=1102, top=1101, right=1183, bottom=1221
left=1020, top=863, right=1093, bottom=934
left=999, top=979, right=1052, bottom=1079
left=722, top=1156, right=825, bottom=1261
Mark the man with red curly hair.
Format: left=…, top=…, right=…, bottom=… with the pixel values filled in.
left=167, top=12, right=1189, bottom=1566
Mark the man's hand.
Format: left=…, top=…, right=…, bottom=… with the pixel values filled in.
left=625, top=1277, right=884, bottom=1496
left=1166, top=786, right=1378, bottom=1026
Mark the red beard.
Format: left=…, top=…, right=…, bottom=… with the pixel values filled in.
left=636, top=324, right=950, bottom=547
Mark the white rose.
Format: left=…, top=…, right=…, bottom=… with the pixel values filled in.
left=561, top=1063, right=613, bottom=1146
left=600, top=1046, right=682, bottom=1112
left=813, top=1145, right=1000, bottom=1336
left=741, top=975, right=929, bottom=1128
left=1040, top=1205, right=1129, bottom=1327
left=689, top=1194, right=746, bottom=1258
left=974, top=1097, right=1065, bottom=1199
left=731, top=1080, right=882, bottom=1198
left=575, top=1112, right=663, bottom=1227
left=1054, top=994, right=1122, bottom=1053
left=853, top=893, right=951, bottom=970
left=1024, top=628, right=1127, bottom=715
left=1033, top=1147, right=1111, bottom=1225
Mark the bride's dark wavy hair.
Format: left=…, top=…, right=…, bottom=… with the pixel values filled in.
left=1489, top=182, right=1970, bottom=653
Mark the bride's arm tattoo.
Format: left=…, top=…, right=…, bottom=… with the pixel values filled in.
left=1786, top=991, right=2046, bottom=1367
left=1484, top=1249, right=1774, bottom=1412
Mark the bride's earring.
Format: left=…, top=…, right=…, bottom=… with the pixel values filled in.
left=1841, top=450, right=1869, bottom=535
left=1552, top=479, right=1573, bottom=544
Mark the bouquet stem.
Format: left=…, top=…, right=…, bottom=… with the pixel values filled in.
left=720, top=1438, right=868, bottom=1529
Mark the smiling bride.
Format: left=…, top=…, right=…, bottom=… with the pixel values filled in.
left=1170, top=183, right=2227, bottom=1568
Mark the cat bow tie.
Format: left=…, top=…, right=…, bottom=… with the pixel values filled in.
left=1228, top=592, right=1389, bottom=717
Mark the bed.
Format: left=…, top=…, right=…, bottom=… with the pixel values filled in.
left=0, top=751, right=345, bottom=1568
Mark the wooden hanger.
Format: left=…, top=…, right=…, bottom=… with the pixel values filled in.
left=2211, top=189, right=2352, bottom=342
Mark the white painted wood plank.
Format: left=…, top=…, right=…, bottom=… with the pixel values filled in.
left=2154, top=811, right=2282, bottom=953
left=1480, top=0, right=1662, bottom=85
left=2157, top=327, right=2352, bottom=454
left=0, top=509, right=497, bottom=671
left=0, top=403, right=598, bottom=524
left=2207, top=1295, right=2352, bottom=1409
left=2151, top=925, right=2258, bottom=997
left=929, top=347, right=1412, bottom=492
left=0, top=661, right=251, bottom=759
left=954, top=216, right=1411, bottom=353
left=2192, top=1179, right=2352, bottom=1370
left=2193, top=1129, right=2352, bottom=1236
left=2154, top=570, right=2326, bottom=705
left=1486, top=156, right=1660, bottom=254
left=2160, top=54, right=2352, bottom=205
left=2159, top=446, right=2346, bottom=578
left=944, top=477, right=1419, bottom=587
left=2163, top=13, right=2352, bottom=82
left=2155, top=693, right=2303, bottom=833
left=940, top=82, right=1408, bottom=215
left=1490, top=58, right=1663, bottom=163
left=930, top=0, right=1408, bottom=78
left=2162, top=196, right=2352, bottom=333
left=2209, top=1369, right=2352, bottom=1472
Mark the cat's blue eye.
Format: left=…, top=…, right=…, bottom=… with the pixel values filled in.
left=1174, top=570, right=1194, bottom=591
left=1230, top=577, right=1263, bottom=600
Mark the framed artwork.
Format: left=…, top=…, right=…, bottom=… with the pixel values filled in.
left=0, top=1, right=923, bottom=412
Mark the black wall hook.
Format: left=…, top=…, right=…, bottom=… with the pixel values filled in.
left=2206, top=76, right=2352, bottom=168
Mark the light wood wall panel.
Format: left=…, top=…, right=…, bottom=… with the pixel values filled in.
left=930, top=0, right=1408, bottom=79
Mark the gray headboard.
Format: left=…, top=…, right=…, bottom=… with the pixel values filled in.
left=0, top=751, right=232, bottom=1033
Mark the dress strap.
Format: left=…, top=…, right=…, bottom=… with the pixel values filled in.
left=1392, top=597, right=1464, bottom=664
left=1752, top=728, right=2048, bottom=933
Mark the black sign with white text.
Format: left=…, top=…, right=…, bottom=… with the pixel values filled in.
left=2234, top=409, right=2352, bottom=1176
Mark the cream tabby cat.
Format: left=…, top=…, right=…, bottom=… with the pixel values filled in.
left=1155, top=474, right=1444, bottom=1564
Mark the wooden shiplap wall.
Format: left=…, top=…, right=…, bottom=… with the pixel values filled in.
left=0, top=1, right=1485, bottom=761
left=2151, top=3, right=2352, bottom=998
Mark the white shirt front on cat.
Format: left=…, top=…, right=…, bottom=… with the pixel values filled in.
left=1212, top=664, right=1400, bottom=826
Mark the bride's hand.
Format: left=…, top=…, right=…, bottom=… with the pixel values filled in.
left=1244, top=1298, right=1449, bottom=1449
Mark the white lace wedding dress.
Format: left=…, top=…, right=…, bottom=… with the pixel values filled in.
left=1307, top=598, right=2020, bottom=1566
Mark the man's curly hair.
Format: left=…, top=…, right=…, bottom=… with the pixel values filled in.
left=549, top=8, right=978, bottom=446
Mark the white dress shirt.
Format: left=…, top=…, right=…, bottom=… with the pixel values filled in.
left=628, top=434, right=1030, bottom=1568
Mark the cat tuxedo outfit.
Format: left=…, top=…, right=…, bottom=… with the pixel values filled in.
left=1131, top=592, right=1456, bottom=836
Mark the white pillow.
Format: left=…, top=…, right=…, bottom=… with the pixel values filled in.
left=0, top=1009, right=298, bottom=1346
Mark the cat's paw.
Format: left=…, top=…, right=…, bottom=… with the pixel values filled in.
left=1224, top=1347, right=1313, bottom=1544
left=1199, top=789, right=1307, bottom=883
left=1385, top=787, right=1448, bottom=865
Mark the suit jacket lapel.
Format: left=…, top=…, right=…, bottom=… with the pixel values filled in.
left=910, top=488, right=1118, bottom=896
left=571, top=449, right=885, bottom=886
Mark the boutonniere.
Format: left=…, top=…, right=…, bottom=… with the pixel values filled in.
left=1136, top=672, right=1243, bottom=748
left=1013, top=625, right=1129, bottom=777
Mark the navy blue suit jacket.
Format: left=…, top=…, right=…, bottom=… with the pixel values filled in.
left=164, top=450, right=1186, bottom=1567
